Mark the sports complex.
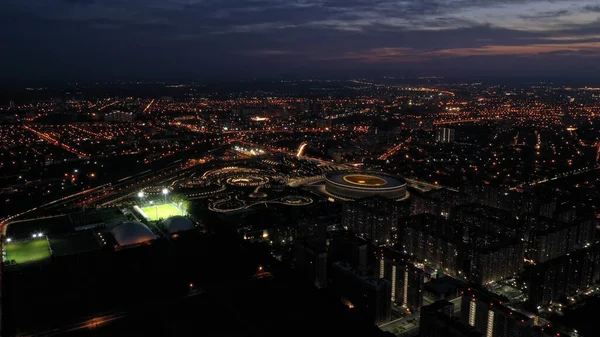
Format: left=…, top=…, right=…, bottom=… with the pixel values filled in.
left=3, top=231, right=103, bottom=267
left=1, top=157, right=407, bottom=266
left=4, top=237, right=51, bottom=265
left=135, top=202, right=186, bottom=221
left=324, top=171, right=408, bottom=200
left=2, top=198, right=195, bottom=267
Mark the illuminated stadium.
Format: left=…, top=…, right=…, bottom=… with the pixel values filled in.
left=325, top=171, right=408, bottom=200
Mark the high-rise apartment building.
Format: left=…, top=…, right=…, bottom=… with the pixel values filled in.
left=375, top=249, right=424, bottom=311
left=453, top=204, right=524, bottom=241
left=402, top=214, right=466, bottom=276
left=529, top=243, right=600, bottom=307
left=294, top=238, right=328, bottom=289
left=421, top=300, right=483, bottom=337
left=329, top=233, right=369, bottom=271
left=460, top=288, right=533, bottom=337
left=469, top=240, right=525, bottom=285
left=525, top=216, right=595, bottom=264
left=342, top=196, right=408, bottom=244
left=436, top=127, right=455, bottom=143
left=331, top=262, right=392, bottom=325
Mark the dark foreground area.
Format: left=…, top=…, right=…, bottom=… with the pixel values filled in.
left=2, top=229, right=390, bottom=337
left=552, top=296, right=600, bottom=337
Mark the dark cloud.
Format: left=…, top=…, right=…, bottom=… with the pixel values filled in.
left=1, top=0, right=600, bottom=81
left=519, top=9, right=570, bottom=19
left=58, top=0, right=97, bottom=4
left=583, top=5, right=600, bottom=12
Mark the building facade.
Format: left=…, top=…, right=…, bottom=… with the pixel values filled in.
left=529, top=244, right=600, bottom=306
left=376, top=251, right=424, bottom=311
left=402, top=214, right=466, bottom=276
left=460, top=289, right=533, bottom=337
left=294, top=238, right=328, bottom=289
left=436, top=127, right=456, bottom=143
left=421, top=300, right=483, bottom=337
left=331, top=262, right=392, bottom=325
left=469, top=240, right=525, bottom=285
left=343, top=196, right=408, bottom=244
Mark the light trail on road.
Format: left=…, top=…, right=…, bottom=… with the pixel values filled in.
left=22, top=125, right=88, bottom=158
left=70, top=124, right=108, bottom=139
left=97, top=100, right=120, bottom=111
left=379, top=137, right=411, bottom=161
left=0, top=183, right=111, bottom=230
left=142, top=99, right=155, bottom=113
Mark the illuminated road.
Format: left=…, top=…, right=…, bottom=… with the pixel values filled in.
left=225, top=128, right=334, bottom=134
left=434, top=118, right=480, bottom=125
left=97, top=100, right=120, bottom=111
left=379, top=137, right=411, bottom=161
left=0, top=139, right=228, bottom=230
left=70, top=124, right=107, bottom=139
left=405, top=178, right=444, bottom=192
left=18, top=312, right=127, bottom=337
left=17, top=287, right=207, bottom=336
left=515, top=165, right=600, bottom=188
left=297, top=142, right=308, bottom=157
left=0, top=158, right=200, bottom=231
left=75, top=159, right=202, bottom=208
left=0, top=183, right=111, bottom=232
left=22, top=125, right=88, bottom=158
left=224, top=129, right=293, bottom=134
left=142, top=98, right=155, bottom=114
left=233, top=139, right=340, bottom=167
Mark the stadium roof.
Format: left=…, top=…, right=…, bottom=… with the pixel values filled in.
left=326, top=171, right=405, bottom=189
left=162, top=216, right=194, bottom=234
left=111, top=221, right=156, bottom=247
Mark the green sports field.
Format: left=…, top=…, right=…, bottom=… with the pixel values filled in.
left=140, top=203, right=184, bottom=221
left=5, top=239, right=52, bottom=264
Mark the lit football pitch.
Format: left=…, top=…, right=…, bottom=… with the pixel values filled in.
left=140, top=203, right=184, bottom=221
left=5, top=239, right=52, bottom=264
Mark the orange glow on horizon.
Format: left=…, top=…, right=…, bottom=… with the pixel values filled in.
left=325, top=41, right=600, bottom=62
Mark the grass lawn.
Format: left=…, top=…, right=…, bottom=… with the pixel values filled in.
left=140, top=203, right=184, bottom=221
left=5, top=239, right=51, bottom=264
left=49, top=231, right=101, bottom=257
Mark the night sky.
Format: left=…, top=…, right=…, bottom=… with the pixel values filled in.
left=2, top=0, right=600, bottom=81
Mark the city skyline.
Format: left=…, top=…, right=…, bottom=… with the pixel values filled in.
left=1, top=78, right=598, bottom=337
left=2, top=0, right=600, bottom=81
left=2, top=2, right=600, bottom=336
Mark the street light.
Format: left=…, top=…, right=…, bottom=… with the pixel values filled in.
left=6, top=238, right=11, bottom=243
left=162, top=188, right=169, bottom=203
left=137, top=191, right=144, bottom=198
